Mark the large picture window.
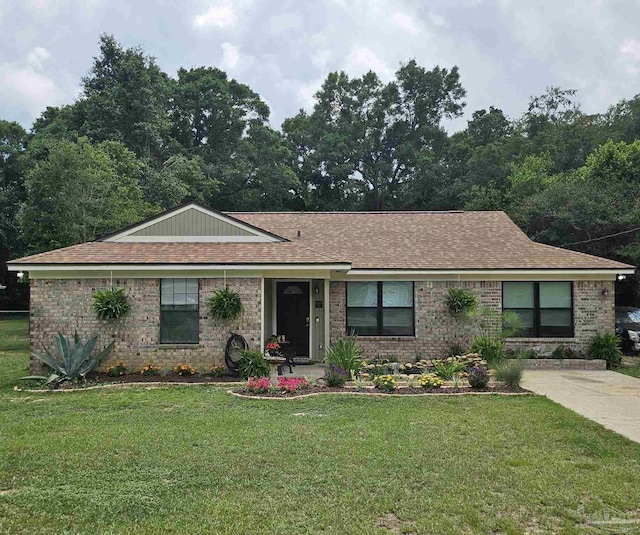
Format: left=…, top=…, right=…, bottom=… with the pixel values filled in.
left=503, top=282, right=573, bottom=338
left=346, top=282, right=414, bottom=336
left=160, top=278, right=199, bottom=344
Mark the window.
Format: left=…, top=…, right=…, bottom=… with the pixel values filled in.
left=503, top=282, right=573, bottom=338
left=160, top=279, right=199, bottom=344
left=346, top=282, right=414, bottom=336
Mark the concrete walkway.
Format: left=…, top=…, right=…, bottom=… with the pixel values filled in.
left=523, top=370, right=640, bottom=443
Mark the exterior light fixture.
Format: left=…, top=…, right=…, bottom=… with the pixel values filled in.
left=617, top=274, right=627, bottom=281
left=17, top=271, right=24, bottom=280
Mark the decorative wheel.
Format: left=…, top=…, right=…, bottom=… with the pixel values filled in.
left=225, top=332, right=248, bottom=371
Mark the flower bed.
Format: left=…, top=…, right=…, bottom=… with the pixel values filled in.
left=232, top=384, right=531, bottom=398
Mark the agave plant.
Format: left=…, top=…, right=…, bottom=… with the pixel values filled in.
left=22, top=331, right=114, bottom=385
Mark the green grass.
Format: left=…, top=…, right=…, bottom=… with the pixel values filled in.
left=617, top=366, right=640, bottom=378
left=1, top=317, right=640, bottom=534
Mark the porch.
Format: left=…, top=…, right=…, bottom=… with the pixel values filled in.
left=263, top=278, right=329, bottom=362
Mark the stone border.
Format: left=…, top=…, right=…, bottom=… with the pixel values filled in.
left=16, top=381, right=245, bottom=393
left=510, top=359, right=607, bottom=370
left=228, top=389, right=533, bottom=401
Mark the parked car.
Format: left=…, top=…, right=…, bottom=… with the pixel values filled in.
left=615, top=307, right=640, bottom=354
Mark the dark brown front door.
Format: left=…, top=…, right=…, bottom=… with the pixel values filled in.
left=276, top=282, right=310, bottom=357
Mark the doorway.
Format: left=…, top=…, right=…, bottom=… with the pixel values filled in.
left=276, top=281, right=310, bottom=358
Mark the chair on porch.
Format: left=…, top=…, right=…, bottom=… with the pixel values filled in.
left=279, top=342, right=296, bottom=374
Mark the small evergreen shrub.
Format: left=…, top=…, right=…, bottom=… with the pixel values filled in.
left=207, top=286, right=243, bottom=321
left=92, top=288, right=131, bottom=320
left=467, top=364, right=489, bottom=389
left=495, top=360, right=524, bottom=389
left=238, top=349, right=269, bottom=380
left=445, top=288, right=477, bottom=317
left=588, top=332, right=622, bottom=369
left=550, top=345, right=580, bottom=359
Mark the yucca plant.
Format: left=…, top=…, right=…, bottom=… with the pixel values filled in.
left=92, top=287, right=131, bottom=320
left=207, top=286, right=243, bottom=321
left=324, top=337, right=363, bottom=378
left=445, top=287, right=477, bottom=317
left=21, top=331, right=114, bottom=385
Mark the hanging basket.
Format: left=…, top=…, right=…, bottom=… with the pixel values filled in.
left=207, top=286, right=243, bottom=321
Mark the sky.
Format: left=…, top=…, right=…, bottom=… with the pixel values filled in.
left=1, top=0, right=640, bottom=132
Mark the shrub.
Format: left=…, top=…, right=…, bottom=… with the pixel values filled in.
left=445, top=342, right=466, bottom=358
left=245, top=377, right=271, bottom=393
left=471, top=335, right=505, bottom=367
left=91, top=288, right=131, bottom=320
left=467, top=364, right=489, bottom=389
left=238, top=349, right=270, bottom=380
left=140, top=363, right=161, bottom=376
left=324, top=337, right=363, bottom=377
left=419, top=373, right=444, bottom=389
left=106, top=360, right=127, bottom=377
left=431, top=357, right=467, bottom=380
left=276, top=377, right=311, bottom=393
left=445, top=287, right=477, bottom=317
left=173, top=363, right=196, bottom=376
left=551, top=345, right=580, bottom=359
left=22, top=331, right=114, bottom=385
left=372, top=374, right=397, bottom=392
left=325, top=365, right=349, bottom=387
left=209, top=365, right=226, bottom=377
left=588, top=332, right=622, bottom=369
left=505, top=347, right=537, bottom=360
left=207, top=286, right=243, bottom=321
left=495, top=360, right=525, bottom=389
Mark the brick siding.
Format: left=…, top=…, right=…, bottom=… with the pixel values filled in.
left=329, top=280, right=614, bottom=360
left=29, top=278, right=261, bottom=374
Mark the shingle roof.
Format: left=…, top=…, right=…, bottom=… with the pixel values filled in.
left=9, top=209, right=634, bottom=271
left=9, top=242, right=346, bottom=266
left=232, top=211, right=633, bottom=271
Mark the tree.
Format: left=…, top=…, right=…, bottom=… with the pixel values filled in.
left=21, top=137, right=154, bottom=252
left=283, top=61, right=466, bottom=210
left=75, top=34, right=173, bottom=159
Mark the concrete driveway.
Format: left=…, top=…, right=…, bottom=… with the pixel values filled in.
left=523, top=370, right=640, bottom=443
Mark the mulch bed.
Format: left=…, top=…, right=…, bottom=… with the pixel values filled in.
left=231, top=385, right=532, bottom=399
left=95, top=373, right=239, bottom=384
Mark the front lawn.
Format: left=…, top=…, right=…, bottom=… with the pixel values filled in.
left=1, top=317, right=640, bottom=534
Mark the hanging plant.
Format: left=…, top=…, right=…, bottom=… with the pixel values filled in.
left=207, top=286, right=243, bottom=321
left=92, top=287, right=131, bottom=320
left=445, top=287, right=477, bottom=317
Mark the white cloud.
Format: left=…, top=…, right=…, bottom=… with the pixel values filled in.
left=427, top=12, right=447, bottom=28
left=26, top=46, right=51, bottom=70
left=620, top=38, right=640, bottom=62
left=193, top=1, right=236, bottom=30
left=391, top=13, right=420, bottom=35
left=268, top=13, right=302, bottom=35
left=220, top=42, right=240, bottom=70
left=344, top=45, right=393, bottom=80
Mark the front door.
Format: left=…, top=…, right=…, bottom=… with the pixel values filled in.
left=276, top=281, right=310, bottom=358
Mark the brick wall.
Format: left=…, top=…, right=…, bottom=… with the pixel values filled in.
left=29, top=278, right=262, bottom=374
left=329, top=279, right=614, bottom=360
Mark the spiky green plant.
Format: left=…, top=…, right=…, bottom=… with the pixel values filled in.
left=588, top=332, right=622, bottom=369
left=445, top=287, right=477, bottom=317
left=92, top=288, right=131, bottom=320
left=324, top=337, right=363, bottom=378
left=238, top=349, right=270, bottom=380
left=22, top=331, right=114, bottom=385
left=207, top=286, right=243, bottom=321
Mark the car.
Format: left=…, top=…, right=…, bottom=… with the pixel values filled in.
left=615, top=307, right=640, bottom=354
